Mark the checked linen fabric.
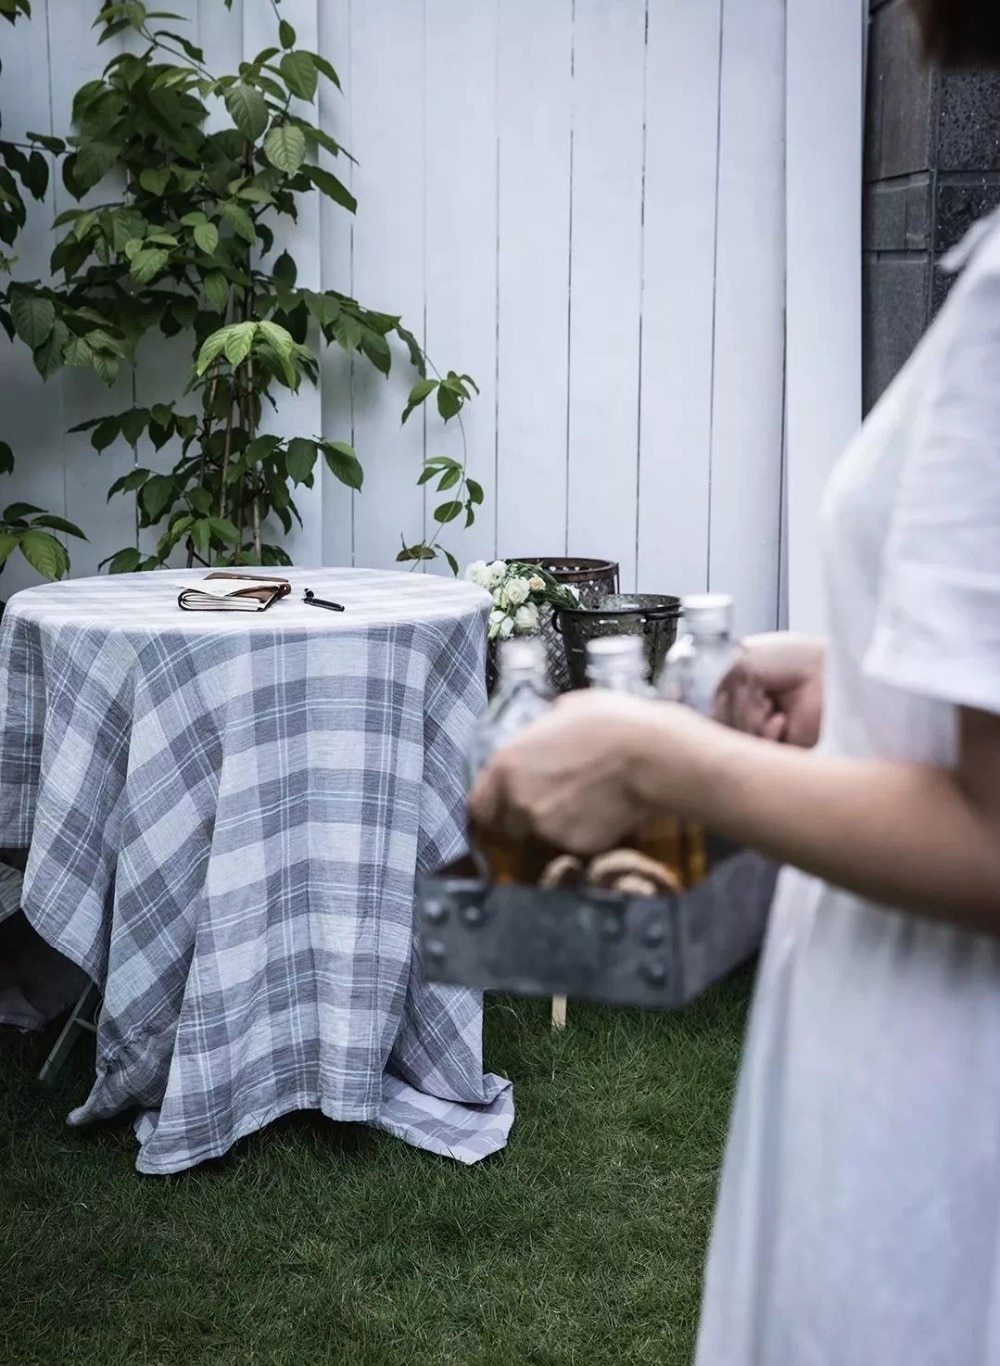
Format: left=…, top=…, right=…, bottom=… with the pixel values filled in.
left=0, top=569, right=513, bottom=1174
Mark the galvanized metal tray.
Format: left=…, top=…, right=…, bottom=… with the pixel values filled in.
left=417, top=846, right=777, bottom=1010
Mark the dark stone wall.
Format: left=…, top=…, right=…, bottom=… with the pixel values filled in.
left=863, top=0, right=1000, bottom=411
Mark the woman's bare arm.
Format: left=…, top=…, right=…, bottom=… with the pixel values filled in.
left=470, top=696, right=1000, bottom=934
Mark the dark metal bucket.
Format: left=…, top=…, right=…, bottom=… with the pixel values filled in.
left=555, top=593, right=683, bottom=689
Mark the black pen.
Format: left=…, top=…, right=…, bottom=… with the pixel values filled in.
left=303, top=588, right=346, bottom=612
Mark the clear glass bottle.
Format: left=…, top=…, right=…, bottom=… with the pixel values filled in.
left=468, top=637, right=557, bottom=886
left=658, top=593, right=743, bottom=884
left=585, top=635, right=685, bottom=887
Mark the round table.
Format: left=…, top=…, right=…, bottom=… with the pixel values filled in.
left=0, top=568, right=513, bottom=1173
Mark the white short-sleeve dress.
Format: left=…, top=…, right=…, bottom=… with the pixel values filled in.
left=695, top=210, right=1000, bottom=1365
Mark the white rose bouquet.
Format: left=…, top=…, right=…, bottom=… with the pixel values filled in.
left=465, top=559, right=581, bottom=640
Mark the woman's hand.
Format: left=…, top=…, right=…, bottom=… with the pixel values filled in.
left=469, top=691, right=712, bottom=857
left=470, top=682, right=1000, bottom=932
left=717, top=633, right=825, bottom=747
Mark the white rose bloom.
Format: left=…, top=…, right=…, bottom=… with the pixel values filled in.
left=465, top=560, right=489, bottom=588
left=497, top=615, right=515, bottom=640
left=514, top=603, right=540, bottom=634
left=528, top=575, right=545, bottom=594
left=487, top=559, right=508, bottom=589
left=505, top=576, right=530, bottom=607
left=488, top=607, right=506, bottom=641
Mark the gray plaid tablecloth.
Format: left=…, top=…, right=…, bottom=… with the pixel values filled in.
left=0, top=568, right=513, bottom=1173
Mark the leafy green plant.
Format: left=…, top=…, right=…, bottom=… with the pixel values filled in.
left=1, top=0, right=480, bottom=574
left=0, top=0, right=87, bottom=582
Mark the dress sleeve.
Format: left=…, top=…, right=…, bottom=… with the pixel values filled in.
left=863, top=259, right=1000, bottom=714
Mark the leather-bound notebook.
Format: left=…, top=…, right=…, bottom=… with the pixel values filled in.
left=177, top=572, right=292, bottom=613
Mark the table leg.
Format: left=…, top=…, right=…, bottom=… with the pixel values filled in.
left=38, top=982, right=100, bottom=1084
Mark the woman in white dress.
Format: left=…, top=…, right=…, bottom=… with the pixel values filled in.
left=471, top=2, right=1000, bottom=1360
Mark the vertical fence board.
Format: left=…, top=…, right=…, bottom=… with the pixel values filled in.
left=494, top=0, right=573, bottom=561
left=785, top=0, right=864, bottom=630
left=707, top=0, right=786, bottom=635
left=347, top=0, right=427, bottom=571
left=423, top=0, right=499, bottom=572
left=636, top=0, right=722, bottom=601
left=565, top=0, right=647, bottom=590
left=243, top=0, right=323, bottom=565
left=319, top=0, right=356, bottom=567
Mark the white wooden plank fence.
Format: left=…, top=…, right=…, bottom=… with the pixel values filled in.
left=0, top=0, right=863, bottom=634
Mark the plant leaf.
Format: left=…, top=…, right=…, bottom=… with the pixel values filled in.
left=208, top=516, right=240, bottom=544
left=120, top=407, right=149, bottom=444
left=195, top=328, right=230, bottom=375
left=273, top=251, right=297, bottom=289
left=224, top=82, right=268, bottom=141
left=285, top=437, right=316, bottom=484
left=434, top=499, right=463, bottom=525
left=28, top=514, right=87, bottom=539
left=140, top=474, right=174, bottom=521
left=102, top=546, right=142, bottom=574
left=139, top=166, right=171, bottom=196
left=63, top=335, right=94, bottom=367
left=203, top=270, right=230, bottom=313
left=23, top=150, right=48, bottom=199
left=257, top=319, right=295, bottom=357
left=223, top=321, right=255, bottom=367
left=264, top=122, right=307, bottom=175
left=396, top=541, right=436, bottom=563
left=308, top=52, right=341, bottom=91
left=129, top=246, right=170, bottom=285
left=19, top=530, right=68, bottom=580
left=107, top=468, right=151, bottom=500
left=437, top=384, right=462, bottom=421
left=279, top=51, right=317, bottom=102
left=0, top=531, right=20, bottom=569
left=192, top=220, right=219, bottom=254
left=90, top=416, right=120, bottom=452
left=10, top=292, right=55, bottom=349
left=401, top=377, right=437, bottom=425
left=322, top=440, right=363, bottom=491
left=221, top=200, right=256, bottom=244
left=303, top=164, right=356, bottom=214
left=278, top=18, right=296, bottom=48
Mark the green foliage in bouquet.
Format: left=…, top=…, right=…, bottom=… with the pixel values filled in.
left=0, top=0, right=479, bottom=572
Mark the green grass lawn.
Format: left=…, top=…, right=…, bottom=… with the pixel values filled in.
left=0, top=976, right=751, bottom=1366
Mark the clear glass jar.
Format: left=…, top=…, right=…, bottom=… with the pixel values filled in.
left=468, top=638, right=557, bottom=885
left=586, top=635, right=685, bottom=888
left=658, top=594, right=743, bottom=884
